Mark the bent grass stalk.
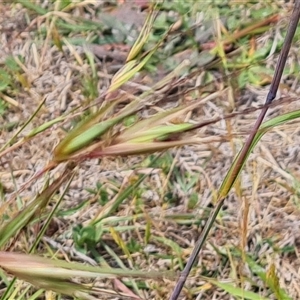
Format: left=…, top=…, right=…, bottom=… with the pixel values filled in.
left=170, top=1, right=300, bottom=299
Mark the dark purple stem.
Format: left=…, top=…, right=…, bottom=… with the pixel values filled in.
left=169, top=2, right=300, bottom=299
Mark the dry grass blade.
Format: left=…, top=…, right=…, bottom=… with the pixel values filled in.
left=126, top=3, right=158, bottom=62
left=107, top=7, right=159, bottom=95
left=0, top=251, right=173, bottom=299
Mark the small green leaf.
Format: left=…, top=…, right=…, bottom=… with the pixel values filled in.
left=205, top=277, right=269, bottom=300
left=0, top=69, right=11, bottom=91
left=5, top=56, right=21, bottom=72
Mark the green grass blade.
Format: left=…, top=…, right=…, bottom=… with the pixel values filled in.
left=245, top=256, right=292, bottom=300
left=16, top=0, right=48, bottom=15
left=0, top=97, right=46, bottom=152
left=219, top=109, right=300, bottom=197
left=90, top=154, right=163, bottom=224
left=127, top=124, right=193, bottom=143
left=204, top=276, right=269, bottom=300
left=0, top=169, right=72, bottom=249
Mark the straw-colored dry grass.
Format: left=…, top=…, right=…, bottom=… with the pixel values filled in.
left=1, top=1, right=300, bottom=299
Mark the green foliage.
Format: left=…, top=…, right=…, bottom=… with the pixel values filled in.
left=0, top=99, right=7, bottom=117
left=73, top=224, right=103, bottom=253
left=0, top=69, right=11, bottom=92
